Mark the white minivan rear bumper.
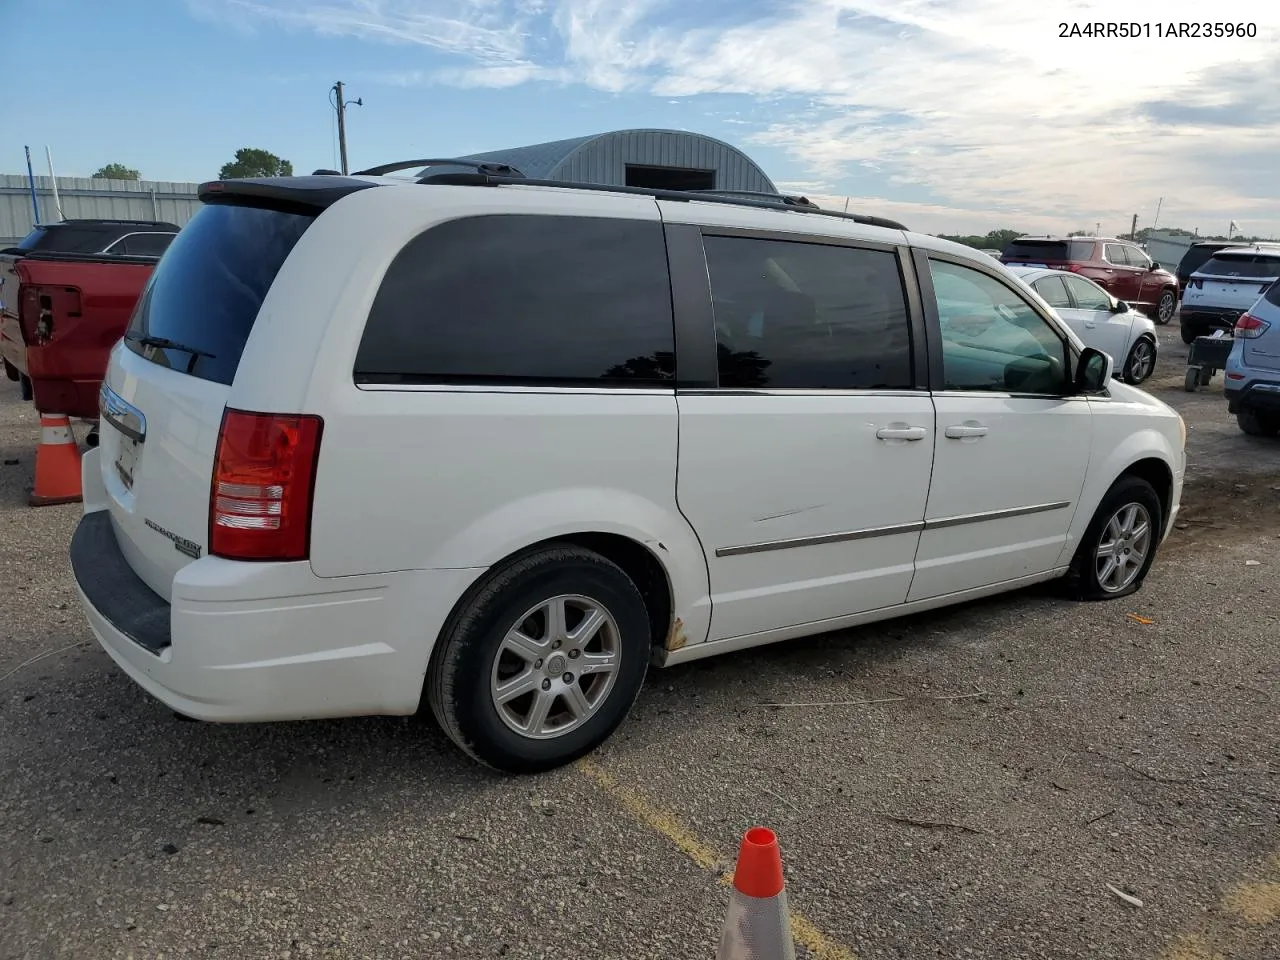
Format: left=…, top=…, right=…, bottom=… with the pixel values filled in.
left=73, top=449, right=481, bottom=722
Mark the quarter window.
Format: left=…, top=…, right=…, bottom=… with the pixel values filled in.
left=355, top=215, right=676, bottom=386
left=928, top=259, right=1070, bottom=394
left=702, top=235, right=914, bottom=390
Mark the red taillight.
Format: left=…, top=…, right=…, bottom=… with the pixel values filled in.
left=1234, top=313, right=1271, bottom=339
left=1190, top=279, right=1203, bottom=290
left=209, top=409, right=324, bottom=561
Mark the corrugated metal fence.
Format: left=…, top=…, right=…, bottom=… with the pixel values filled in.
left=1, top=174, right=202, bottom=246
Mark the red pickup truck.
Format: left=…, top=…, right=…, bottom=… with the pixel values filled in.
left=1, top=219, right=177, bottom=419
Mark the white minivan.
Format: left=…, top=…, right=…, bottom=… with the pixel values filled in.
left=73, top=166, right=1187, bottom=772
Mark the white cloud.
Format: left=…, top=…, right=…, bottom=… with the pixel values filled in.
left=195, top=0, right=1280, bottom=234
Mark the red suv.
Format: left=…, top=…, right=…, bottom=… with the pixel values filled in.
left=1001, top=236, right=1179, bottom=325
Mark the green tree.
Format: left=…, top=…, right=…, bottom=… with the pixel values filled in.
left=218, top=148, right=293, bottom=180
left=91, top=163, right=140, bottom=180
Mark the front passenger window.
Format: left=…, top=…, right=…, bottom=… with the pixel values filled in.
left=929, top=259, right=1070, bottom=394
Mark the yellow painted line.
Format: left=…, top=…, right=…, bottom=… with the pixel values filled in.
left=576, top=758, right=858, bottom=960
left=1160, top=853, right=1280, bottom=959
left=1222, top=880, right=1280, bottom=925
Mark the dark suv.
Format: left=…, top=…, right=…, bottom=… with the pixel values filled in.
left=1001, top=236, right=1179, bottom=325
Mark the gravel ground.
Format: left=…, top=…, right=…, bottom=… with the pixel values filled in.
left=1, top=322, right=1278, bottom=960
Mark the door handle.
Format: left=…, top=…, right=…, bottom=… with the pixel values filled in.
left=1085, top=321, right=1097, bottom=328
left=944, top=423, right=989, bottom=439
left=876, top=425, right=927, bottom=441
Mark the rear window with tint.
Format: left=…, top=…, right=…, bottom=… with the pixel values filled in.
left=1195, top=254, right=1280, bottom=280
left=14, top=224, right=129, bottom=254
left=355, top=214, right=675, bottom=387
left=1003, top=240, right=1093, bottom=262
left=1176, top=245, right=1229, bottom=278
left=124, top=204, right=313, bottom=385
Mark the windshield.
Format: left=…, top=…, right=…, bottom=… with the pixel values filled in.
left=1195, top=254, right=1280, bottom=280
left=1002, top=239, right=1093, bottom=262
left=123, top=204, right=314, bottom=385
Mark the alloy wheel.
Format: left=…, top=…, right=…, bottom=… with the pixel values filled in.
left=489, top=594, right=622, bottom=740
left=1094, top=503, right=1152, bottom=593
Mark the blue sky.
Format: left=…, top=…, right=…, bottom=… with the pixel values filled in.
left=7, top=0, right=1279, bottom=235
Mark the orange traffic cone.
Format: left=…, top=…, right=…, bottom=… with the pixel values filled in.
left=717, top=827, right=796, bottom=960
left=29, top=414, right=82, bottom=507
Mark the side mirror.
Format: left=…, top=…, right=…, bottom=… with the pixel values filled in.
left=1111, top=299, right=1131, bottom=314
left=1074, top=347, right=1113, bottom=393
left=1149, top=261, right=1160, bottom=270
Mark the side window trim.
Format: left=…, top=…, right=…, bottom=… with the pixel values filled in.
left=692, top=225, right=926, bottom=393
left=912, top=247, right=1078, bottom=399
left=665, top=223, right=718, bottom=390
left=1104, top=244, right=1129, bottom=267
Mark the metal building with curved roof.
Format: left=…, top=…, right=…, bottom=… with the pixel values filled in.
left=423, top=129, right=779, bottom=194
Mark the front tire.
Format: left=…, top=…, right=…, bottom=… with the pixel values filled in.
left=1237, top=407, right=1280, bottom=437
left=1064, top=476, right=1163, bottom=601
left=1155, top=289, right=1176, bottom=325
left=427, top=545, right=651, bottom=773
left=1122, top=337, right=1156, bottom=384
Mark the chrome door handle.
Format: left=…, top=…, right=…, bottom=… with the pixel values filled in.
left=1085, top=322, right=1097, bottom=328
left=876, top=425, right=927, bottom=441
left=944, top=424, right=989, bottom=439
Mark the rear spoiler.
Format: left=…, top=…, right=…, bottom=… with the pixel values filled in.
left=198, top=176, right=378, bottom=215
left=10, top=250, right=162, bottom=267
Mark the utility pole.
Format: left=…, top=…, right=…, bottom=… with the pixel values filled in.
left=330, top=81, right=363, bottom=175
left=1130, top=213, right=1138, bottom=241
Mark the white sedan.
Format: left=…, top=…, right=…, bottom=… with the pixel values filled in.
left=1008, top=266, right=1159, bottom=385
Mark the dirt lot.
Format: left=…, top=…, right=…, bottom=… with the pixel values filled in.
left=1, top=324, right=1278, bottom=960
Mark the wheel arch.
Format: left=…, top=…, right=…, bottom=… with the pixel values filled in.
left=1116, top=456, right=1174, bottom=526
left=423, top=530, right=690, bottom=696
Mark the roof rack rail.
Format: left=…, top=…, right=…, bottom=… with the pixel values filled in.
left=351, top=158, right=527, bottom=178
left=686, top=188, right=820, bottom=209
left=403, top=171, right=908, bottom=230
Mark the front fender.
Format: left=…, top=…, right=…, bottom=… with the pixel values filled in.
left=1056, top=421, right=1183, bottom=566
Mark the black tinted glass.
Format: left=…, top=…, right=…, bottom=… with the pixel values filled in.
left=125, top=204, right=313, bottom=385
left=17, top=224, right=115, bottom=254
left=1003, top=240, right=1092, bottom=262
left=703, top=236, right=913, bottom=390
left=1177, top=245, right=1228, bottom=278
left=355, top=215, right=675, bottom=386
left=121, top=233, right=175, bottom=257
left=1197, top=254, right=1280, bottom=279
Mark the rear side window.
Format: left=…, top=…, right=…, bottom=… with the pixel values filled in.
left=124, top=204, right=313, bottom=385
left=355, top=215, right=675, bottom=386
left=1032, top=275, right=1072, bottom=308
left=115, top=233, right=175, bottom=257
left=702, top=235, right=914, bottom=390
left=1196, top=254, right=1280, bottom=279
left=1002, top=239, right=1094, bottom=262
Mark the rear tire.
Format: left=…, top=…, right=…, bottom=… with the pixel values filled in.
left=1155, top=289, right=1176, bottom=325
left=1063, top=476, right=1163, bottom=601
left=427, top=544, right=651, bottom=774
left=1237, top=407, right=1280, bottom=437
left=1122, top=337, right=1156, bottom=384
left=2, top=359, right=18, bottom=382
left=19, top=375, right=32, bottom=402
